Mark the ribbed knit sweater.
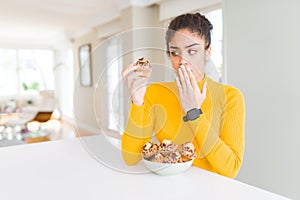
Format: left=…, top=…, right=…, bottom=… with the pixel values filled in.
left=121, top=76, right=245, bottom=178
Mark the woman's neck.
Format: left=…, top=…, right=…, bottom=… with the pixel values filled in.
left=195, top=72, right=205, bottom=82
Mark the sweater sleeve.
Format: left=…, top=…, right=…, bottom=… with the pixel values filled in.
left=187, top=88, right=245, bottom=178
left=121, top=87, right=156, bottom=166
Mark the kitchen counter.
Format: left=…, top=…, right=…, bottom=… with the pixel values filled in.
left=0, top=134, right=290, bottom=200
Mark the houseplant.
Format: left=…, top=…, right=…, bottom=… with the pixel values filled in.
left=22, top=81, right=40, bottom=104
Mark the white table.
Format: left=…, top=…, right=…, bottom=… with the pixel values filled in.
left=0, top=135, right=290, bottom=200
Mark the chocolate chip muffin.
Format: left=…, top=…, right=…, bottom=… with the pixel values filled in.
left=159, top=139, right=178, bottom=156
left=133, top=57, right=152, bottom=78
left=178, top=142, right=197, bottom=161
left=142, top=142, right=159, bottom=159
left=164, top=151, right=183, bottom=164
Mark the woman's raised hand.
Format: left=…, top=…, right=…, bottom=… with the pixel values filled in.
left=175, top=65, right=207, bottom=114
left=122, top=64, right=151, bottom=106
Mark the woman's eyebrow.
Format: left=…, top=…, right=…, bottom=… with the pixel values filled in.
left=169, top=43, right=200, bottom=49
left=185, top=43, right=200, bottom=48
left=170, top=43, right=200, bottom=49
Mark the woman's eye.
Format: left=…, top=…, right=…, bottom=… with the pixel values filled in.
left=188, top=50, right=197, bottom=55
left=170, top=51, right=180, bottom=56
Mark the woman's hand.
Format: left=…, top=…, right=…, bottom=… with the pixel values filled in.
left=175, top=65, right=207, bottom=114
left=122, top=64, right=151, bottom=106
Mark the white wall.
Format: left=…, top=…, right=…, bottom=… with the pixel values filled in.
left=223, top=0, right=300, bottom=199
left=159, top=0, right=221, bottom=21
left=73, top=30, right=100, bottom=135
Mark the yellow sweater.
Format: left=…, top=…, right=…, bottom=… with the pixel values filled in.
left=121, top=76, right=245, bottom=178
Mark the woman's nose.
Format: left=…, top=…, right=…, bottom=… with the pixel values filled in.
left=179, top=51, right=189, bottom=66
left=179, top=56, right=188, bottom=67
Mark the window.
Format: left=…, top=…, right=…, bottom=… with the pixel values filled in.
left=56, top=49, right=74, bottom=118
left=0, top=49, right=54, bottom=97
left=203, top=8, right=223, bottom=82
left=0, top=49, right=18, bottom=96
left=105, top=38, right=124, bottom=133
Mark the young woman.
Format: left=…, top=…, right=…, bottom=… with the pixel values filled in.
left=121, top=13, right=245, bottom=178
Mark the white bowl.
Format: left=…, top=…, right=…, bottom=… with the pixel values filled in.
left=142, top=158, right=194, bottom=176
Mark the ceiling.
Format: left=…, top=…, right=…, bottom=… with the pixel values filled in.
left=0, top=0, right=160, bottom=48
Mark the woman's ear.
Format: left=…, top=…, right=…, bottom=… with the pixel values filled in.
left=205, top=46, right=211, bottom=60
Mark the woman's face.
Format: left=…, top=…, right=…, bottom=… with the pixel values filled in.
left=168, top=29, right=211, bottom=82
